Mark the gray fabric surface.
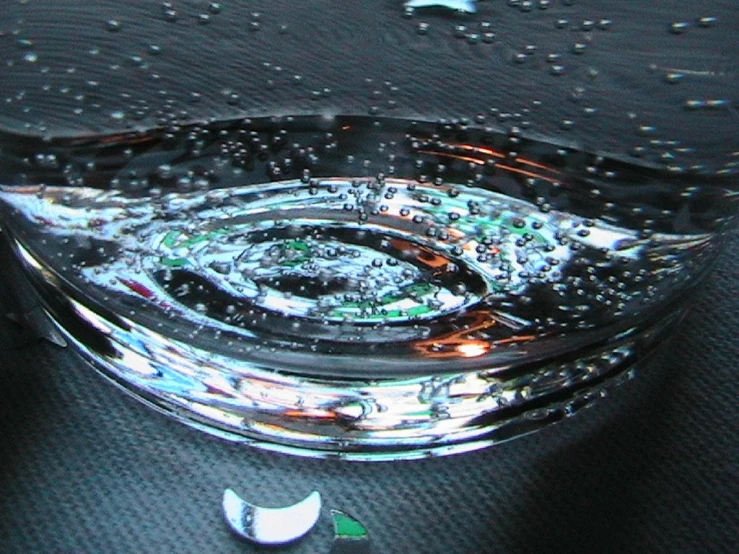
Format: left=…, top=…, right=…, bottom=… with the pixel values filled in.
left=0, top=231, right=737, bottom=554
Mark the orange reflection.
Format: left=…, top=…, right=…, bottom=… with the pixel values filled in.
left=282, top=408, right=336, bottom=421
left=418, top=150, right=485, bottom=166
left=412, top=310, right=535, bottom=359
left=456, top=342, right=489, bottom=358
left=66, top=132, right=157, bottom=147
left=453, top=144, right=560, bottom=174
left=388, top=238, right=456, bottom=272
left=417, top=142, right=562, bottom=185
left=495, top=163, right=560, bottom=183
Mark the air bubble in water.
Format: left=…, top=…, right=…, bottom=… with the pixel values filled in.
left=105, top=19, right=123, bottom=32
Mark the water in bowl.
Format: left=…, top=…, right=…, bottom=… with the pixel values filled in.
left=1, top=114, right=735, bottom=458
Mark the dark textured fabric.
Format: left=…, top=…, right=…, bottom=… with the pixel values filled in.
left=0, top=232, right=737, bottom=554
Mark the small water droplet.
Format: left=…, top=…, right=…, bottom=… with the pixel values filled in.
left=669, top=22, right=690, bottom=34
left=664, top=72, right=683, bottom=84
left=581, top=20, right=595, bottom=31
left=559, top=119, right=574, bottom=131
left=519, top=1, right=533, bottom=12
left=105, top=19, right=123, bottom=32
left=550, top=65, right=565, bottom=76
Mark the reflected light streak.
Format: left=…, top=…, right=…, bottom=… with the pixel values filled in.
left=418, top=151, right=484, bottom=166
left=457, top=342, right=489, bottom=358
left=417, top=147, right=562, bottom=184
left=453, top=144, right=562, bottom=174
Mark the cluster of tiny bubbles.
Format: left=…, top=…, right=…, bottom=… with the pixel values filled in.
left=669, top=15, right=720, bottom=35
left=249, top=12, right=261, bottom=32
left=361, top=77, right=402, bottom=117
left=658, top=16, right=724, bottom=116
left=403, top=1, right=498, bottom=43
left=15, top=37, right=38, bottom=63
left=161, top=2, right=178, bottom=22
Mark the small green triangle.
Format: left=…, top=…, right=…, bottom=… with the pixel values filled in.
left=332, top=510, right=368, bottom=539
